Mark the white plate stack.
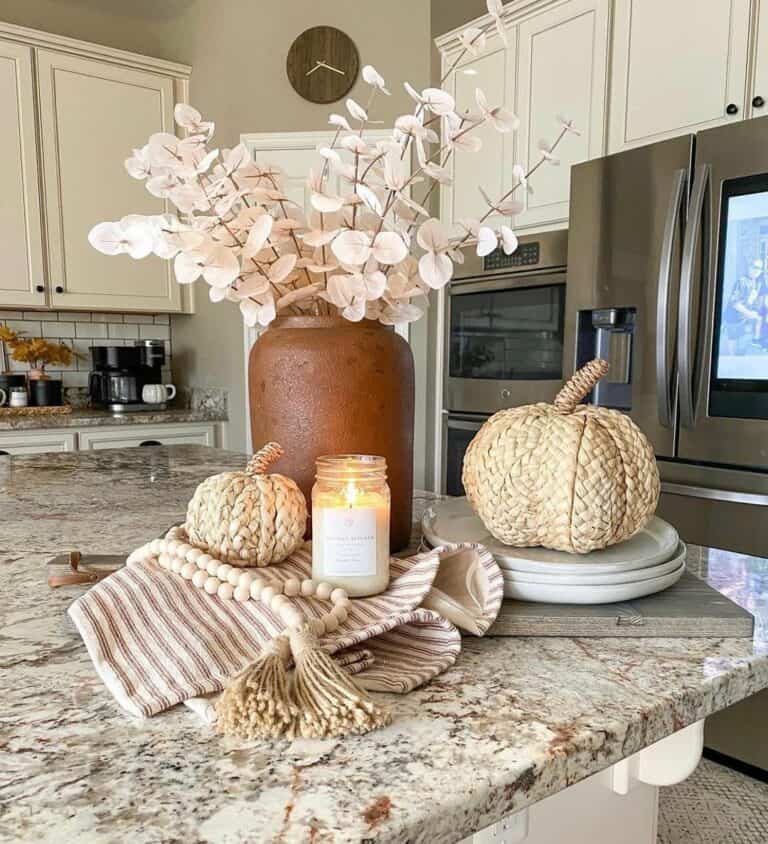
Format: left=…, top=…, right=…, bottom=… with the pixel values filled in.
left=421, top=498, right=686, bottom=605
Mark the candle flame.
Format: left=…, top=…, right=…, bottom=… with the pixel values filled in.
left=344, top=479, right=358, bottom=506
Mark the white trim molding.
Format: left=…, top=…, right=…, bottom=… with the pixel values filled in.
left=434, top=0, right=571, bottom=54
left=0, top=20, right=191, bottom=79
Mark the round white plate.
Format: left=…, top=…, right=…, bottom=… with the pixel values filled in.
left=502, top=561, right=686, bottom=604
left=421, top=497, right=679, bottom=575
left=501, top=543, right=687, bottom=586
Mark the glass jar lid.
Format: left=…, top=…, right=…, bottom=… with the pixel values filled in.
left=315, top=454, right=387, bottom=481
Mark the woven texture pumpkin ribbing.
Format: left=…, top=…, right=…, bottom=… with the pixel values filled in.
left=462, top=359, right=660, bottom=554
left=185, top=442, right=307, bottom=566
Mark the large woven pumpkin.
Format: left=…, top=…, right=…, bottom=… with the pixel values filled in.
left=462, top=359, right=660, bottom=554
left=185, top=442, right=307, bottom=566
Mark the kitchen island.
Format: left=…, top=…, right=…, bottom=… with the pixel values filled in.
left=2, top=446, right=768, bottom=843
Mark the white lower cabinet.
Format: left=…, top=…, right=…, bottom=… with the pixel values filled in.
left=0, top=430, right=76, bottom=455
left=0, top=423, right=217, bottom=455
left=78, top=423, right=216, bottom=450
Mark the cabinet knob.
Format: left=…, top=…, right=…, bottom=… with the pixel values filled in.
left=35, top=284, right=44, bottom=293
left=726, top=103, right=739, bottom=115
left=753, top=95, right=765, bottom=109
left=55, top=285, right=64, bottom=293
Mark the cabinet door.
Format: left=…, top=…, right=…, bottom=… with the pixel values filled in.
left=78, top=423, right=216, bottom=449
left=443, top=34, right=516, bottom=230
left=36, top=50, right=181, bottom=313
left=0, top=40, right=46, bottom=308
left=609, top=0, right=751, bottom=152
left=514, top=0, right=609, bottom=230
left=751, top=0, right=768, bottom=119
left=0, top=430, right=76, bottom=455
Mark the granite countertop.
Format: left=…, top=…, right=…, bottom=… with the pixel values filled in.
left=0, top=406, right=227, bottom=431
left=2, top=446, right=768, bottom=843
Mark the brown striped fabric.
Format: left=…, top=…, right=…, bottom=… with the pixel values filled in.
left=69, top=542, right=503, bottom=719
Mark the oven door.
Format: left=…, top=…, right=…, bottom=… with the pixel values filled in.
left=442, top=413, right=488, bottom=496
left=445, top=272, right=567, bottom=414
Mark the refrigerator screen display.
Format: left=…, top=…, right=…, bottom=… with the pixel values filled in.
left=714, top=185, right=768, bottom=381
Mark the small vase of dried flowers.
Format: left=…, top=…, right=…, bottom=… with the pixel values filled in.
left=0, top=328, right=77, bottom=405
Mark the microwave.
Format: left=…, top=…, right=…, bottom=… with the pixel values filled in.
left=444, top=230, right=568, bottom=415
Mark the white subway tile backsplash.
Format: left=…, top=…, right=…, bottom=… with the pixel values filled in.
left=62, top=370, right=90, bottom=388
left=139, top=324, right=170, bottom=341
left=1, top=311, right=174, bottom=393
left=3, top=319, right=40, bottom=336
left=23, top=310, right=58, bottom=321
left=139, top=325, right=171, bottom=340
left=108, top=323, right=139, bottom=339
left=42, top=321, right=76, bottom=338
left=76, top=322, right=107, bottom=339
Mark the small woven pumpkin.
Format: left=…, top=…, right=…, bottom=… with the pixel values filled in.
left=462, top=359, right=660, bottom=554
left=185, top=442, right=307, bottom=566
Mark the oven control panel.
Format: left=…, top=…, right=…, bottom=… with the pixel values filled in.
left=483, top=241, right=540, bottom=271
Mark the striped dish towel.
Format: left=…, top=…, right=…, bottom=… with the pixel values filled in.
left=69, top=542, right=502, bottom=719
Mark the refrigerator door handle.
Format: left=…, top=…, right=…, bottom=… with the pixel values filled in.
left=678, top=163, right=711, bottom=429
left=662, top=481, right=768, bottom=507
left=656, top=168, right=687, bottom=428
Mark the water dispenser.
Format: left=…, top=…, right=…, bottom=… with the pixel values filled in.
left=576, top=307, right=636, bottom=410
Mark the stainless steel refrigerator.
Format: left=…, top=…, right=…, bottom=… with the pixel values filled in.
left=567, top=115, right=768, bottom=774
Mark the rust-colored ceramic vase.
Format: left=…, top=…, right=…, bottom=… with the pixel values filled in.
left=248, top=315, right=414, bottom=552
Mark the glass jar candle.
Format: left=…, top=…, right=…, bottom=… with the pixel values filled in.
left=312, top=455, right=390, bottom=597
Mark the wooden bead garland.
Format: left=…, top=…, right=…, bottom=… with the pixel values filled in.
left=129, top=525, right=390, bottom=741
left=133, top=527, right=351, bottom=637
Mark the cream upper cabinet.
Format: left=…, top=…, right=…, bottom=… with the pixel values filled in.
left=0, top=41, right=46, bottom=308
left=750, top=0, right=768, bottom=119
left=443, top=33, right=515, bottom=230
left=36, top=50, right=182, bottom=312
left=514, top=0, right=609, bottom=230
left=609, top=0, right=751, bottom=152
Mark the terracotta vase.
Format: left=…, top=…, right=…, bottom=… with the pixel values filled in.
left=248, top=315, right=414, bottom=552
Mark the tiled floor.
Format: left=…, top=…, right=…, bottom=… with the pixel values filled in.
left=658, top=759, right=768, bottom=843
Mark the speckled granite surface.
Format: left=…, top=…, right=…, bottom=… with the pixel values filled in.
left=2, top=446, right=768, bottom=843
left=0, top=406, right=226, bottom=431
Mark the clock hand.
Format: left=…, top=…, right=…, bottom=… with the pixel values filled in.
left=305, top=61, right=323, bottom=77
left=317, top=60, right=345, bottom=76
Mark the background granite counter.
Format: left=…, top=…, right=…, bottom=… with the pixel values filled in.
left=2, top=446, right=768, bottom=843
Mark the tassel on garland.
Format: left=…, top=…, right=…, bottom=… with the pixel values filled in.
left=216, top=625, right=391, bottom=740
left=216, top=635, right=296, bottom=739
left=289, top=624, right=392, bottom=739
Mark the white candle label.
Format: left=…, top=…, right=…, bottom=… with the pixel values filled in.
left=321, top=507, right=377, bottom=576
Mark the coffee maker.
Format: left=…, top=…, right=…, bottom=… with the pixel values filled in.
left=89, top=340, right=166, bottom=412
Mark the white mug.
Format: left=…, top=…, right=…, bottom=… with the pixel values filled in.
left=142, top=384, right=176, bottom=404
left=9, top=388, right=28, bottom=408
left=0, top=388, right=6, bottom=407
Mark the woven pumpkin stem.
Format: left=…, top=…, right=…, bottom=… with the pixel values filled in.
left=246, top=442, right=284, bottom=475
left=554, top=359, right=609, bottom=414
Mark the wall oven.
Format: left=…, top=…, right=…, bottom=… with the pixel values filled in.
left=442, top=230, right=568, bottom=494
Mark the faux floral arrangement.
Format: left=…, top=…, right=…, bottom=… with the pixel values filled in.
left=0, top=328, right=77, bottom=377
left=89, top=0, right=576, bottom=328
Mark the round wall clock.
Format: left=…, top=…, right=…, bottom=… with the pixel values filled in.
left=286, top=26, right=360, bottom=104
